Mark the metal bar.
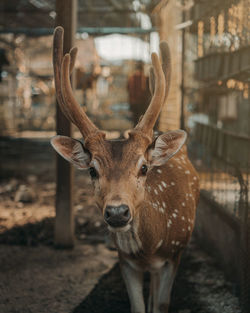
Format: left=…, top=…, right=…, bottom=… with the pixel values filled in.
left=54, top=0, right=77, bottom=248
left=3, top=8, right=143, bottom=13
left=77, top=27, right=156, bottom=34
left=196, top=121, right=250, bottom=141
left=0, top=27, right=156, bottom=36
left=180, top=3, right=186, bottom=130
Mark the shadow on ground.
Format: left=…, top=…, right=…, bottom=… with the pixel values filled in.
left=73, top=251, right=205, bottom=313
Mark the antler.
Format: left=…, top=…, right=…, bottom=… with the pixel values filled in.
left=53, top=26, right=102, bottom=140
left=134, top=41, right=171, bottom=138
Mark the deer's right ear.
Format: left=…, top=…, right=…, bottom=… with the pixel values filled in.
left=148, top=130, right=187, bottom=167
left=51, top=136, right=91, bottom=169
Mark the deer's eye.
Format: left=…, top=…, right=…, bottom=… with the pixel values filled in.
left=141, top=164, right=148, bottom=176
left=89, top=167, right=98, bottom=179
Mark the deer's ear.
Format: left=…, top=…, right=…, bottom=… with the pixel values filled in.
left=51, top=136, right=91, bottom=169
left=148, top=130, right=187, bottom=167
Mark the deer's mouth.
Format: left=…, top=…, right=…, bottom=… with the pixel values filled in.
left=108, top=223, right=132, bottom=233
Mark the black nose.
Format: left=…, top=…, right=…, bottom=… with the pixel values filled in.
left=104, top=205, right=131, bottom=227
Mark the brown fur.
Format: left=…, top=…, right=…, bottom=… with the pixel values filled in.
left=84, top=134, right=199, bottom=269
left=121, top=147, right=199, bottom=270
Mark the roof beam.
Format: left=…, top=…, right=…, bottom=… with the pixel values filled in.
left=0, top=27, right=156, bottom=36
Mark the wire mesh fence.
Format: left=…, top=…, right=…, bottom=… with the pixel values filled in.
left=186, top=0, right=250, bottom=311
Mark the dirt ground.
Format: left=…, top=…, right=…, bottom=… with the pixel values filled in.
left=0, top=175, right=242, bottom=313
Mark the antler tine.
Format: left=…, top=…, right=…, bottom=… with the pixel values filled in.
left=160, top=41, right=171, bottom=103
left=134, top=52, right=165, bottom=137
left=53, top=27, right=67, bottom=118
left=134, top=41, right=171, bottom=138
left=53, top=26, right=101, bottom=140
left=69, top=46, right=77, bottom=74
left=61, top=54, right=99, bottom=139
left=149, top=41, right=171, bottom=101
left=149, top=66, right=155, bottom=95
left=53, top=27, right=77, bottom=121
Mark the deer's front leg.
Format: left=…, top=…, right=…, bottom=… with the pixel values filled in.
left=154, top=257, right=180, bottom=313
left=148, top=271, right=160, bottom=313
left=120, top=258, right=145, bottom=313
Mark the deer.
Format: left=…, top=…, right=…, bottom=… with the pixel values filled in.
left=51, top=26, right=199, bottom=313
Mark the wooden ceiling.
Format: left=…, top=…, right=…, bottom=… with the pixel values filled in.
left=0, top=0, right=160, bottom=35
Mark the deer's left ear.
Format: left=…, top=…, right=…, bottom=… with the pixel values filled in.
left=148, top=130, right=187, bottom=167
left=51, top=135, right=91, bottom=169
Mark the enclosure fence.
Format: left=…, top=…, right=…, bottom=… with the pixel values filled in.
left=187, top=0, right=250, bottom=311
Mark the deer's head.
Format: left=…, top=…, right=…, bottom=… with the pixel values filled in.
left=51, top=27, right=186, bottom=233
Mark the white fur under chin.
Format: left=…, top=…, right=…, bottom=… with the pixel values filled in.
left=109, top=222, right=142, bottom=255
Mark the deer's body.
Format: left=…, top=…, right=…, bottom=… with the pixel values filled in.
left=51, top=27, right=199, bottom=313
left=115, top=148, right=199, bottom=262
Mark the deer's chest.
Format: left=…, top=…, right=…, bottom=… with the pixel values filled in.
left=124, top=254, right=167, bottom=273
left=114, top=229, right=142, bottom=255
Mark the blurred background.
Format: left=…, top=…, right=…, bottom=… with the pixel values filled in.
left=0, top=1, right=249, bottom=313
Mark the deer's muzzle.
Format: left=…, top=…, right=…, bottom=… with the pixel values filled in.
left=104, top=204, right=131, bottom=228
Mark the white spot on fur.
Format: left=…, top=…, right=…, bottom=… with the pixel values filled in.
left=169, top=164, right=174, bottom=168
left=188, top=218, right=191, bottom=222
left=182, top=202, right=186, bottom=207
left=156, top=239, right=163, bottom=249
left=158, top=184, right=163, bottom=192
left=159, top=207, right=164, bottom=213
left=152, top=203, right=158, bottom=209
left=147, top=186, right=151, bottom=192
left=157, top=169, right=162, bottom=174
left=171, top=241, right=175, bottom=245
left=171, top=182, right=175, bottom=186
left=181, top=216, right=185, bottom=220
left=178, top=166, right=182, bottom=169
left=182, top=228, right=185, bottom=232
left=176, top=241, right=180, bottom=245
left=172, top=213, right=177, bottom=218
left=185, top=170, right=190, bottom=174
left=161, top=181, right=167, bottom=188
left=162, top=201, right=166, bottom=208
left=154, top=189, right=158, bottom=195
left=188, top=226, right=191, bottom=231
left=193, top=176, right=197, bottom=180
left=174, top=209, right=178, bottom=213
left=167, top=219, right=172, bottom=228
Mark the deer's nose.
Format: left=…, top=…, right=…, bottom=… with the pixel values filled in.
left=104, top=205, right=131, bottom=227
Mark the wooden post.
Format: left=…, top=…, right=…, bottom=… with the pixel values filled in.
left=54, top=0, right=77, bottom=248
